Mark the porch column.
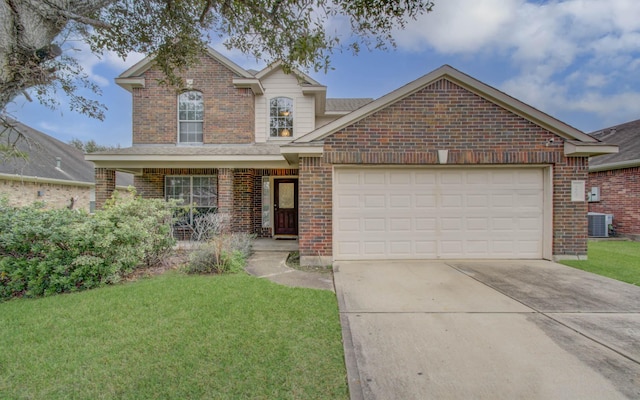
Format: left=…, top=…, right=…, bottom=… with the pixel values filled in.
left=233, top=169, right=255, bottom=233
left=217, top=168, right=233, bottom=232
left=95, top=168, right=116, bottom=210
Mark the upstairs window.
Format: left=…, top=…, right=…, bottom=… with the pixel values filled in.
left=270, top=97, right=293, bottom=137
left=178, top=91, right=203, bottom=143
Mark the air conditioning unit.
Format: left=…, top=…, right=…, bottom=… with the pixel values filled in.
left=588, top=212, right=613, bottom=237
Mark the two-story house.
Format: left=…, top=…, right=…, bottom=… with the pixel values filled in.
left=87, top=48, right=616, bottom=265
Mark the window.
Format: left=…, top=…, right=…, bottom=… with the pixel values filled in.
left=178, top=91, right=203, bottom=143
left=165, top=176, right=217, bottom=226
left=270, top=97, right=293, bottom=137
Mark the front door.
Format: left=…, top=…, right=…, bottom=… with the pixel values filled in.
left=274, top=178, right=298, bottom=236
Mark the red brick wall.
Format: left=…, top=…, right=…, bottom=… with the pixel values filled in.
left=132, top=55, right=254, bottom=145
left=299, top=157, right=332, bottom=257
left=588, top=167, right=640, bottom=235
left=233, top=169, right=255, bottom=232
left=299, top=78, right=589, bottom=260
left=134, top=168, right=218, bottom=200
left=132, top=168, right=300, bottom=237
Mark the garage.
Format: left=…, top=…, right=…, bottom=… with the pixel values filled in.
left=333, top=167, right=547, bottom=260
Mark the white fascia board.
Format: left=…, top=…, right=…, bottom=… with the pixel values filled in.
left=280, top=145, right=324, bottom=156
left=233, top=78, right=264, bottom=95
left=280, top=144, right=324, bottom=166
left=115, top=77, right=146, bottom=92
left=85, top=154, right=286, bottom=162
left=589, top=158, right=640, bottom=172
left=564, top=142, right=619, bottom=157
left=86, top=154, right=293, bottom=170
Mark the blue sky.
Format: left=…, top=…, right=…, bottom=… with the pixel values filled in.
left=8, top=0, right=640, bottom=147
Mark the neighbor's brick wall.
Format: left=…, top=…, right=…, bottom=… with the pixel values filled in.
left=132, top=55, right=255, bottom=145
left=0, top=179, right=91, bottom=211
left=588, top=167, right=640, bottom=236
left=299, top=78, right=589, bottom=261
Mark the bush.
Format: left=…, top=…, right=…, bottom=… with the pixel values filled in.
left=0, top=193, right=176, bottom=300
left=184, top=233, right=254, bottom=275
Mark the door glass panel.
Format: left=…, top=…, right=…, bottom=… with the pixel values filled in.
left=278, top=183, right=295, bottom=209
left=262, top=177, right=270, bottom=228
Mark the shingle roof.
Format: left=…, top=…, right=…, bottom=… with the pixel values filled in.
left=589, top=119, right=640, bottom=168
left=0, top=119, right=133, bottom=186
left=325, top=98, right=374, bottom=112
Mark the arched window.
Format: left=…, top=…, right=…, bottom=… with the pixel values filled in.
left=270, top=97, right=293, bottom=137
left=178, top=91, right=203, bottom=143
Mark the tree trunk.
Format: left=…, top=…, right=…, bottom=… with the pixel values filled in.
left=0, top=0, right=114, bottom=111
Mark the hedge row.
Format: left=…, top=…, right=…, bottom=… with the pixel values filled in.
left=0, top=193, right=176, bottom=300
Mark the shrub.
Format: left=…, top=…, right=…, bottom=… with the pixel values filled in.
left=184, top=233, right=255, bottom=275
left=0, top=192, right=177, bottom=300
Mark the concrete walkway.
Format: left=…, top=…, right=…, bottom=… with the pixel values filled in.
left=245, top=239, right=334, bottom=291
left=334, top=260, right=640, bottom=400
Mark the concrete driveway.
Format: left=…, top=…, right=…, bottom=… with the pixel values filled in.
left=333, top=260, right=640, bottom=399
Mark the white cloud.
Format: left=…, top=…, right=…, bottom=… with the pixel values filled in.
left=395, top=0, right=520, bottom=53
left=65, top=41, right=145, bottom=88
left=394, top=0, right=640, bottom=129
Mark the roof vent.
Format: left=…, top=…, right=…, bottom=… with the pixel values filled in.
left=55, top=157, right=61, bottom=169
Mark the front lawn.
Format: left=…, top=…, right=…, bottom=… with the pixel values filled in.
left=560, top=240, right=640, bottom=286
left=0, top=272, right=348, bottom=399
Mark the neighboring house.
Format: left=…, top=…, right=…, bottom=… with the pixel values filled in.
left=0, top=119, right=133, bottom=212
left=86, top=48, right=616, bottom=265
left=588, top=119, right=640, bottom=238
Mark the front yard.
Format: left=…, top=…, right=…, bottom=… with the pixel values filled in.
left=0, top=272, right=348, bottom=399
left=560, top=240, right=640, bottom=286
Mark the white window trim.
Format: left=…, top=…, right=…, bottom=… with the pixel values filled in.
left=165, top=175, right=217, bottom=225
left=177, top=90, right=204, bottom=145
left=269, top=96, right=294, bottom=139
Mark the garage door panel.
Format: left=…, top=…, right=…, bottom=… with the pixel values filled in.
left=336, top=194, right=360, bottom=208
left=334, top=168, right=544, bottom=260
left=416, top=195, right=437, bottom=208
left=390, top=218, right=412, bottom=232
left=390, top=194, right=411, bottom=208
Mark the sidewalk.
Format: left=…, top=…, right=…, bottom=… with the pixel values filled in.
left=245, top=249, right=334, bottom=292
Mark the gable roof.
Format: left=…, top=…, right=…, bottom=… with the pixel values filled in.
left=116, top=47, right=260, bottom=93
left=0, top=119, right=133, bottom=187
left=286, top=65, right=617, bottom=157
left=589, top=118, right=640, bottom=171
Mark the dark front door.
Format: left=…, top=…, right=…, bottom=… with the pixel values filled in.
left=274, top=179, right=298, bottom=236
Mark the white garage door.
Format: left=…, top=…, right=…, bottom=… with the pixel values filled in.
left=333, top=168, right=544, bottom=260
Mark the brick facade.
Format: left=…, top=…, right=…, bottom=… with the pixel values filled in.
left=128, top=167, right=297, bottom=238
left=588, top=167, right=640, bottom=236
left=298, top=78, right=589, bottom=263
left=132, top=55, right=255, bottom=145
left=95, top=168, right=116, bottom=209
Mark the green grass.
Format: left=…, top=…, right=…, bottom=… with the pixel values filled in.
left=560, top=241, right=640, bottom=286
left=0, top=272, right=348, bottom=399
